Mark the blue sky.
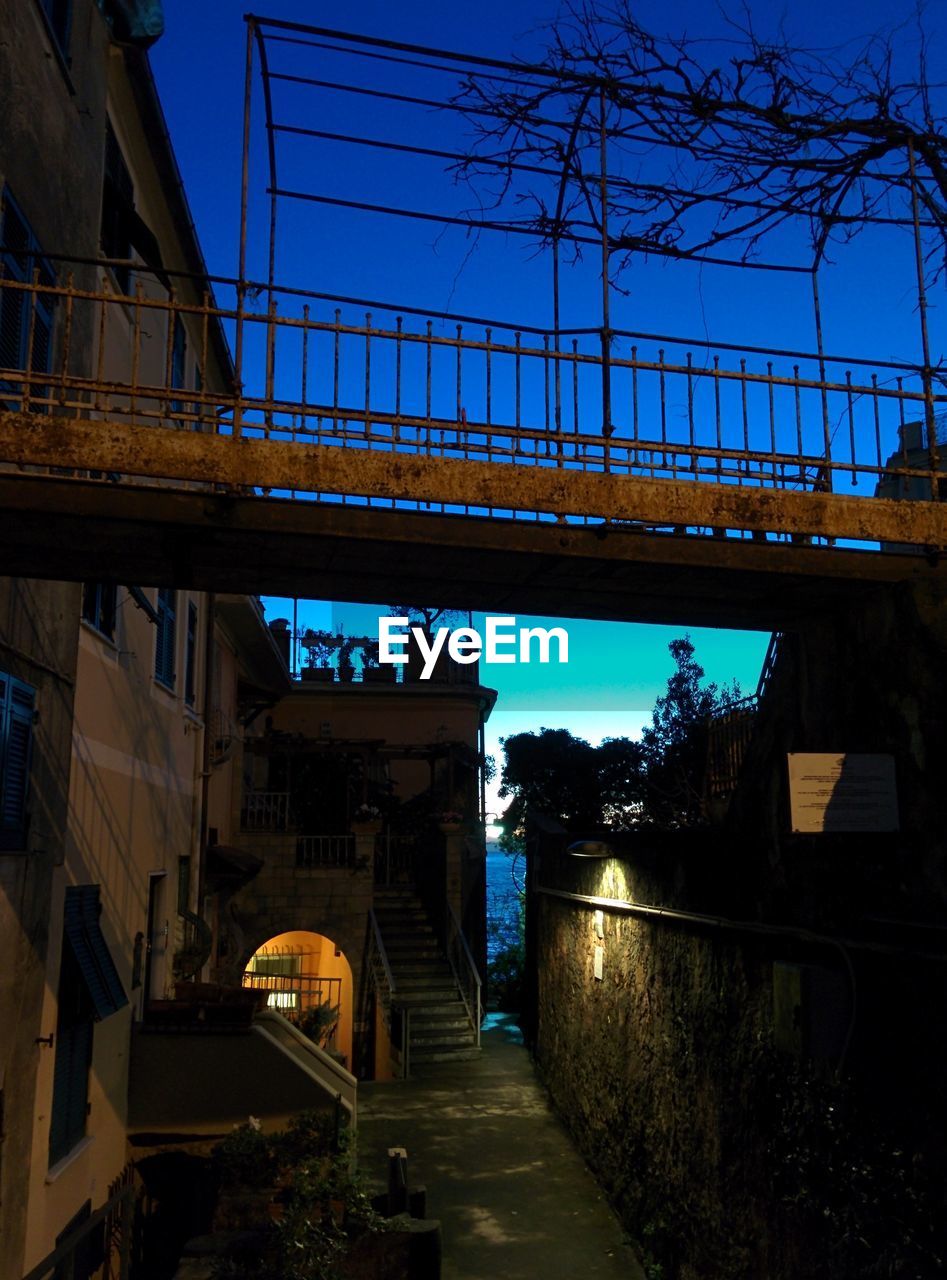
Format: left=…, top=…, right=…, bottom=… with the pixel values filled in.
left=150, top=2, right=944, bottom=816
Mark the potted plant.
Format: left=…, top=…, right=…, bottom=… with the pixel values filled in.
left=351, top=802, right=382, bottom=835
left=337, top=634, right=357, bottom=683
left=437, top=808, right=464, bottom=833
left=362, top=637, right=396, bottom=682
left=301, top=629, right=336, bottom=682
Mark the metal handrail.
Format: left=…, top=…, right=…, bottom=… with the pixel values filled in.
left=22, top=1175, right=134, bottom=1280
left=368, top=908, right=398, bottom=998
left=445, top=902, right=482, bottom=1047
left=367, top=908, right=412, bottom=1077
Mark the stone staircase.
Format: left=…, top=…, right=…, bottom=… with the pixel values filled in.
left=373, top=886, right=480, bottom=1065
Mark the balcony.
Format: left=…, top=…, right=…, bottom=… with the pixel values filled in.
left=296, top=834, right=356, bottom=869
left=240, top=790, right=291, bottom=832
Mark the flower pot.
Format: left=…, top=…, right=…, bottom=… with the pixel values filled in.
left=301, top=667, right=335, bottom=682
left=363, top=665, right=396, bottom=683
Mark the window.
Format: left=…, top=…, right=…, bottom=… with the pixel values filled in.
left=154, top=589, right=176, bottom=688
left=1, top=189, right=56, bottom=410
left=184, top=601, right=198, bottom=706
left=101, top=121, right=134, bottom=293
left=48, top=932, right=93, bottom=1165
left=37, top=0, right=72, bottom=57
left=0, top=670, right=35, bottom=851
left=49, top=885, right=128, bottom=1167
left=100, top=119, right=164, bottom=295
left=82, top=582, right=117, bottom=640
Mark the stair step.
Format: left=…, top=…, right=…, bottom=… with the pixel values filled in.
left=410, top=1046, right=482, bottom=1064
left=411, top=1033, right=477, bottom=1049
left=395, top=981, right=458, bottom=996
left=389, top=962, right=453, bottom=976
left=396, top=992, right=466, bottom=1008
left=411, top=1022, right=472, bottom=1038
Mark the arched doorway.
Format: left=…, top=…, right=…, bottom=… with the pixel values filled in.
left=243, top=930, right=354, bottom=1070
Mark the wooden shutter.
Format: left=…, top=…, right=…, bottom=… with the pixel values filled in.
left=48, top=940, right=94, bottom=1166
left=154, top=589, right=176, bottom=686
left=0, top=673, right=34, bottom=848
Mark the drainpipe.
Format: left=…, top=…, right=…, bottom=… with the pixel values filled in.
left=196, top=593, right=215, bottom=936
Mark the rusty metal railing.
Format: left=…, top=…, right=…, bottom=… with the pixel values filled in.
left=2, top=261, right=945, bottom=534
left=705, top=695, right=760, bottom=804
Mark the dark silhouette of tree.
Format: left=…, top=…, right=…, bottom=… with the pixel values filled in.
left=497, top=726, right=644, bottom=845
left=455, top=4, right=947, bottom=278
left=388, top=604, right=466, bottom=632
left=641, top=635, right=741, bottom=827
left=496, top=636, right=739, bottom=837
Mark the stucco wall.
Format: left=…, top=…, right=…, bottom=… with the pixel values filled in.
left=0, top=578, right=80, bottom=1280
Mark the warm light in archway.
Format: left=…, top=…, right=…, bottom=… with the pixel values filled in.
left=244, top=929, right=354, bottom=1071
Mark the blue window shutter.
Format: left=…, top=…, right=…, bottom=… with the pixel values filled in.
left=154, top=588, right=176, bottom=687
left=63, top=885, right=128, bottom=1021
left=49, top=1016, right=92, bottom=1165
left=49, top=921, right=95, bottom=1167
left=0, top=673, right=34, bottom=848
left=185, top=601, right=197, bottom=705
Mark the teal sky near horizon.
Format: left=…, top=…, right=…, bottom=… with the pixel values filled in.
left=262, top=595, right=770, bottom=822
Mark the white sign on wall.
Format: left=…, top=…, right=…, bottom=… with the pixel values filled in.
left=787, top=753, right=899, bottom=833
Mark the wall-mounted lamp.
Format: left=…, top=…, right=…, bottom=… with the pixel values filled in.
left=567, top=840, right=614, bottom=858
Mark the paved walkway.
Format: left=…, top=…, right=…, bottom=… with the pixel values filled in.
left=356, top=1014, right=644, bottom=1279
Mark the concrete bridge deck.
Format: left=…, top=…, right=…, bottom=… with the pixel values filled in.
left=3, top=413, right=947, bottom=629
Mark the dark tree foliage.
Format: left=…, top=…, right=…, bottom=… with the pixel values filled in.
left=387, top=604, right=466, bottom=631
left=455, top=3, right=947, bottom=278
left=497, top=726, right=644, bottom=845
left=497, top=635, right=740, bottom=837
left=640, top=635, right=741, bottom=827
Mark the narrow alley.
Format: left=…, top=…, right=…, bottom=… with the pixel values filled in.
left=357, top=1015, right=644, bottom=1279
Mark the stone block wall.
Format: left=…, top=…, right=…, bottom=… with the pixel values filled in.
left=526, top=580, right=947, bottom=1279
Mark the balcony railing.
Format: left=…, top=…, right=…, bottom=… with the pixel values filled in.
left=240, top=790, right=291, bottom=832
left=705, top=695, right=760, bottom=803
left=295, top=833, right=356, bottom=869
left=2, top=262, right=945, bottom=539
left=242, top=970, right=342, bottom=1022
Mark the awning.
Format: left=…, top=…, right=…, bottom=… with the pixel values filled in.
left=205, top=845, right=264, bottom=889
left=64, top=886, right=128, bottom=1021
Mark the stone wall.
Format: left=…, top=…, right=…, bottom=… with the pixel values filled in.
left=527, top=580, right=947, bottom=1279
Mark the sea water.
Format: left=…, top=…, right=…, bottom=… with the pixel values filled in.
left=486, top=841, right=524, bottom=963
